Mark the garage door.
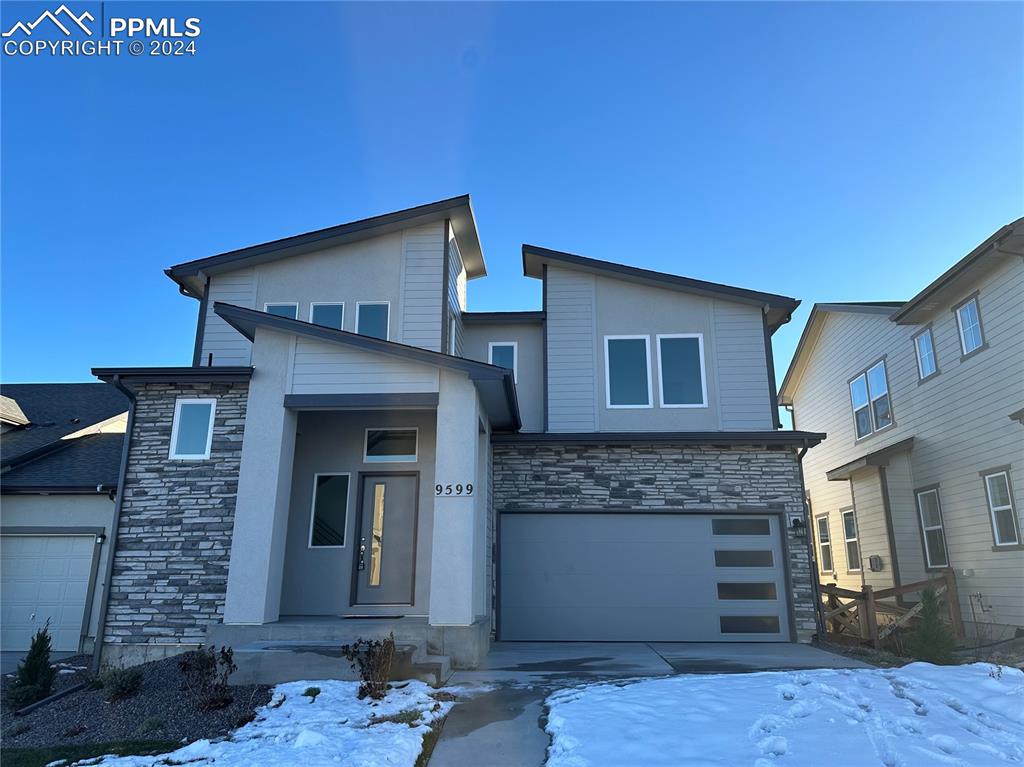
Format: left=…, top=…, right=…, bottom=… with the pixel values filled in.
left=500, top=513, right=790, bottom=641
left=1, top=535, right=95, bottom=652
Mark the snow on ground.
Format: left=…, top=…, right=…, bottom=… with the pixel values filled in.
left=73, top=680, right=452, bottom=767
left=546, top=663, right=1024, bottom=767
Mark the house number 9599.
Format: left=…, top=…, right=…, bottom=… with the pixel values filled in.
left=435, top=483, right=473, bottom=496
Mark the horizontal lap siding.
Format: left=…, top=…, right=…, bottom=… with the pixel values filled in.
left=401, top=224, right=444, bottom=352
left=714, top=304, right=773, bottom=430
left=201, top=269, right=255, bottom=366
left=546, top=267, right=597, bottom=432
left=290, top=338, right=439, bottom=394
left=448, top=233, right=467, bottom=356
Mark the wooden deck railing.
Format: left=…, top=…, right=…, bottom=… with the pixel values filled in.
left=819, top=569, right=964, bottom=649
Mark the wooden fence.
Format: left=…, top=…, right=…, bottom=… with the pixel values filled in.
left=819, top=569, right=964, bottom=649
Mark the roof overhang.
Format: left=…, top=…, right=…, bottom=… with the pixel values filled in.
left=214, top=303, right=521, bottom=431
left=92, top=367, right=254, bottom=384
left=492, top=430, right=825, bottom=447
left=166, top=195, right=486, bottom=298
left=825, top=437, right=915, bottom=481
left=522, top=244, right=800, bottom=333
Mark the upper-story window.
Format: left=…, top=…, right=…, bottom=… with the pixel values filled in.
left=982, top=469, right=1020, bottom=547
left=265, top=303, right=298, bottom=319
left=849, top=360, right=892, bottom=439
left=841, top=509, right=861, bottom=572
left=913, top=328, right=938, bottom=381
left=488, top=342, right=518, bottom=382
left=955, top=296, right=985, bottom=357
left=169, top=398, right=216, bottom=460
left=656, top=334, right=707, bottom=407
left=310, top=303, right=344, bottom=330
left=604, top=336, right=652, bottom=408
left=356, top=302, right=390, bottom=340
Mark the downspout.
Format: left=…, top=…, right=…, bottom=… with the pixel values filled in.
left=91, top=375, right=136, bottom=674
left=796, top=438, right=827, bottom=639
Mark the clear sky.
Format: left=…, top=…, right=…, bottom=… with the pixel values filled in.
left=2, top=1, right=1022, bottom=388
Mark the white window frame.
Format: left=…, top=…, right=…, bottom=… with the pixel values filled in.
left=309, top=302, right=345, bottom=330
left=849, top=359, right=892, bottom=440
left=915, top=487, right=948, bottom=569
left=355, top=301, right=391, bottom=340
left=955, top=297, right=984, bottom=356
left=913, top=327, right=938, bottom=381
left=168, top=398, right=217, bottom=461
left=603, top=335, right=653, bottom=409
left=307, top=472, right=351, bottom=549
left=655, top=333, right=708, bottom=408
left=982, top=470, right=1020, bottom=547
left=815, top=514, right=834, bottom=574
left=264, top=302, right=299, bottom=319
left=842, top=509, right=861, bottom=572
left=363, top=427, right=418, bottom=463
left=488, top=341, right=518, bottom=383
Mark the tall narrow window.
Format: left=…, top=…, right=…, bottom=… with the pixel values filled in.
left=842, top=509, right=861, bottom=572
left=309, top=474, right=350, bottom=547
left=356, top=302, right=390, bottom=340
left=849, top=360, right=892, bottom=438
left=915, top=487, right=948, bottom=568
left=310, top=303, right=344, bottom=330
left=265, top=303, right=298, bottom=319
left=369, top=483, right=386, bottom=586
left=169, top=398, right=216, bottom=460
left=955, top=297, right=984, bottom=356
left=815, top=515, right=834, bottom=573
left=657, top=334, right=707, bottom=407
left=983, top=470, right=1020, bottom=547
left=605, top=336, right=652, bottom=408
left=488, top=342, right=518, bottom=382
left=364, top=428, right=418, bottom=463
left=913, top=329, right=938, bottom=381
left=448, top=312, right=459, bottom=355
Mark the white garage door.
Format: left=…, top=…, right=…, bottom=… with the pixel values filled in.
left=500, top=513, right=790, bottom=641
left=1, top=535, right=95, bottom=652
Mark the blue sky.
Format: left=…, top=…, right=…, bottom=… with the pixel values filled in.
left=2, top=1, right=1022, bottom=387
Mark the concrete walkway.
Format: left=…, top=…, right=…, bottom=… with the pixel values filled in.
left=428, top=642, right=868, bottom=767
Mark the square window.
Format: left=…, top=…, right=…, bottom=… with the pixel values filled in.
left=364, top=428, right=417, bottom=462
left=956, top=298, right=984, bottom=355
left=914, top=330, right=937, bottom=380
left=605, top=336, right=651, bottom=408
left=265, top=303, right=298, bottom=319
left=309, top=474, right=350, bottom=547
left=489, top=342, right=518, bottom=382
left=657, top=335, right=706, bottom=407
left=310, top=303, right=344, bottom=330
left=169, top=399, right=216, bottom=460
left=356, top=303, right=390, bottom=340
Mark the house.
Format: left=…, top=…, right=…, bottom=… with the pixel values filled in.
left=0, top=383, right=128, bottom=653
left=779, top=217, right=1024, bottom=641
left=87, top=195, right=824, bottom=674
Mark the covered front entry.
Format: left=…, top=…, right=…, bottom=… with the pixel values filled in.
left=499, top=512, right=791, bottom=642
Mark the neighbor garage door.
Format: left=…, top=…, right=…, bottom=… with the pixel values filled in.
left=500, top=513, right=790, bottom=641
left=1, top=535, right=96, bottom=652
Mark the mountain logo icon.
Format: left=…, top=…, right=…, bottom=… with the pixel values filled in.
left=2, top=4, right=94, bottom=37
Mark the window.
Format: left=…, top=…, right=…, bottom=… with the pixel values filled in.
left=712, top=518, right=771, bottom=536
left=716, top=583, right=777, bottom=600
left=364, top=428, right=417, bottom=463
left=842, top=509, right=861, bottom=571
left=714, top=550, right=774, bottom=567
left=719, top=616, right=780, bottom=634
left=849, top=360, right=892, bottom=439
left=955, top=297, right=984, bottom=356
left=448, top=312, right=458, bottom=355
left=604, top=336, right=652, bottom=408
left=265, top=303, right=298, bottom=319
left=356, top=302, right=390, bottom=340
left=913, top=328, right=938, bottom=381
left=815, top=515, right=834, bottom=573
left=168, top=398, right=216, bottom=460
left=915, top=488, right=948, bottom=568
left=657, top=334, right=707, bottom=407
left=488, top=342, right=517, bottom=382
left=308, top=474, right=350, bottom=547
left=310, top=303, right=344, bottom=330
left=983, top=470, right=1020, bottom=547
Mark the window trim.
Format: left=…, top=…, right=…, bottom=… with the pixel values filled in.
left=655, top=333, right=708, bottom=408
left=363, top=427, right=418, bottom=463
left=815, top=513, right=834, bottom=574
left=307, top=472, right=351, bottom=549
left=911, top=325, right=939, bottom=383
left=980, top=467, right=1021, bottom=549
left=264, top=302, right=299, bottom=319
left=448, top=311, right=459, bottom=355
left=841, top=508, right=861, bottom=573
left=847, top=357, right=894, bottom=442
left=953, top=293, right=987, bottom=360
left=488, top=341, right=518, bottom=383
left=603, top=335, right=653, bottom=409
left=355, top=301, right=391, bottom=341
left=168, top=397, right=217, bottom=461
left=914, top=485, right=949, bottom=570
left=309, top=302, right=345, bottom=330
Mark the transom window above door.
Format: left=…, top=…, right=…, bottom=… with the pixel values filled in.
left=356, top=302, right=390, bottom=340
left=265, top=303, right=298, bottom=319
left=604, top=336, right=652, bottom=408
left=364, top=428, right=418, bottom=463
left=849, top=360, right=892, bottom=439
left=310, top=303, right=344, bottom=330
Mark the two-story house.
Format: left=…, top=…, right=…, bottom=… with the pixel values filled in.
left=88, top=195, right=823, bottom=676
left=779, top=217, right=1024, bottom=641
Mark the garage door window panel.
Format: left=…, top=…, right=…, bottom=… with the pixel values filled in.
left=716, top=582, right=777, bottom=600
left=720, top=616, right=780, bottom=634
left=711, top=518, right=771, bottom=536
left=714, top=550, right=774, bottom=567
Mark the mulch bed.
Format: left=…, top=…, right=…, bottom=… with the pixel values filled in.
left=1, top=655, right=271, bottom=750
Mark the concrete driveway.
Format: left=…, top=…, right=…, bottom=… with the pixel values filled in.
left=429, top=642, right=868, bottom=767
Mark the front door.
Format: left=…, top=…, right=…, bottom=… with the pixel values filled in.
left=353, top=474, right=418, bottom=605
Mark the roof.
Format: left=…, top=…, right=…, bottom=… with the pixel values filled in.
left=521, top=244, right=801, bottom=332
left=891, top=216, right=1024, bottom=324
left=166, top=196, right=486, bottom=298
left=92, top=367, right=254, bottom=384
left=492, top=430, right=826, bottom=447
left=825, top=437, right=915, bottom=481
left=1, top=433, right=124, bottom=493
left=0, top=383, right=128, bottom=469
left=462, top=311, right=545, bottom=325
left=213, top=303, right=521, bottom=431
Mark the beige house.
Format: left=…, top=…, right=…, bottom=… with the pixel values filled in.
left=779, top=217, right=1024, bottom=641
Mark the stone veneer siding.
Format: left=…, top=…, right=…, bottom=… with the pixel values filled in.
left=102, top=381, right=248, bottom=659
left=491, top=442, right=817, bottom=642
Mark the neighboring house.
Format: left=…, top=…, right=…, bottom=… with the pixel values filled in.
left=779, top=218, right=1024, bottom=641
left=0, top=384, right=128, bottom=653
left=88, top=195, right=823, bottom=673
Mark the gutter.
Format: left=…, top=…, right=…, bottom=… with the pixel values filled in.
left=90, top=374, right=136, bottom=674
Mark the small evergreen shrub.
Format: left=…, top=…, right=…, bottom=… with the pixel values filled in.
left=98, top=666, right=144, bottom=702
left=340, top=633, right=395, bottom=700
left=178, top=646, right=237, bottom=710
left=302, top=686, right=321, bottom=702
left=7, top=625, right=57, bottom=709
left=907, top=587, right=956, bottom=664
